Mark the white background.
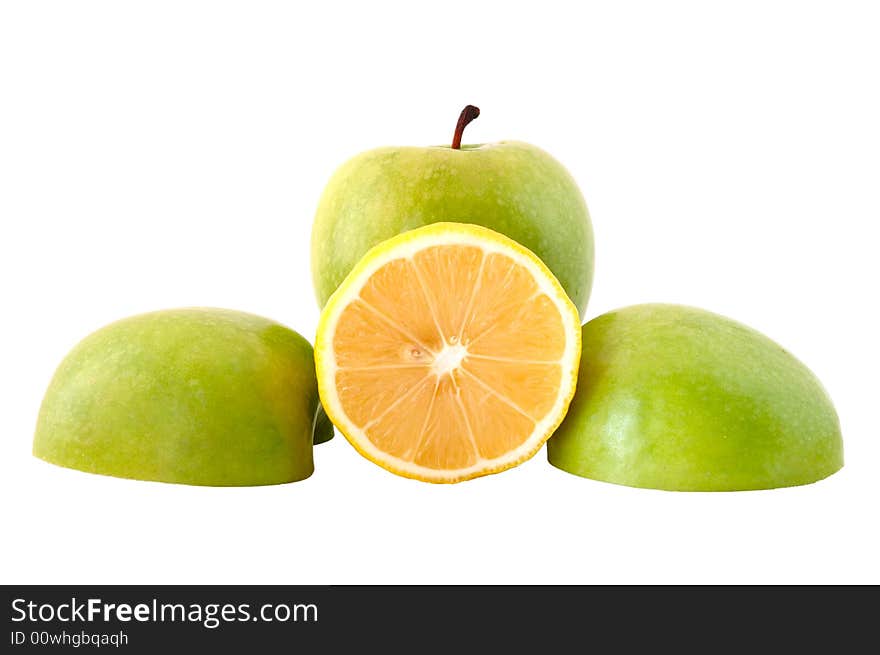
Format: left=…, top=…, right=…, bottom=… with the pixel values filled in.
left=1, top=1, right=878, bottom=584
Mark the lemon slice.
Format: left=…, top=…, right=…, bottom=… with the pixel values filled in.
left=315, top=223, right=581, bottom=483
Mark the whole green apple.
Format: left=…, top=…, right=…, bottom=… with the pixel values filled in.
left=547, top=304, right=843, bottom=491
left=311, top=106, right=594, bottom=316
left=34, top=308, right=331, bottom=485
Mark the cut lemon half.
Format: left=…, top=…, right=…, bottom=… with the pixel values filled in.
left=315, top=223, right=581, bottom=483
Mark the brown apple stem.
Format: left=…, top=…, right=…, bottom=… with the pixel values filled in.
left=452, top=105, right=480, bottom=149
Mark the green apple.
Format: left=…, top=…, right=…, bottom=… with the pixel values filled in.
left=311, top=105, right=594, bottom=316
left=547, top=304, right=843, bottom=491
left=34, top=308, right=331, bottom=486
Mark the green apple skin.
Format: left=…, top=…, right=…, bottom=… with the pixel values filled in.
left=547, top=304, right=843, bottom=491
left=311, top=142, right=594, bottom=316
left=312, top=404, right=334, bottom=445
left=34, top=308, right=328, bottom=486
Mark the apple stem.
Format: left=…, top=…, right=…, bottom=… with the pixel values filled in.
left=452, top=105, right=480, bottom=150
